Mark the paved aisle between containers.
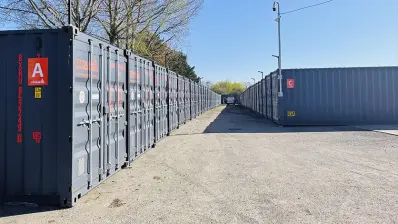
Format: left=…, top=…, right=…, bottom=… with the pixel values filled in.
left=1, top=105, right=398, bottom=224
left=0, top=26, right=221, bottom=207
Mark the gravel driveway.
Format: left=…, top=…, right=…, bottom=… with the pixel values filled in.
left=1, top=105, right=397, bottom=224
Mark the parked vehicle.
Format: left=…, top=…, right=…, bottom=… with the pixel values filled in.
left=226, top=96, right=235, bottom=105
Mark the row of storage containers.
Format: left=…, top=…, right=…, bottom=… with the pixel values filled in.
left=0, top=26, right=220, bottom=207
left=240, top=67, right=398, bottom=126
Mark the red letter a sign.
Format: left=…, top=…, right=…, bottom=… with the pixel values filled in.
left=28, top=58, right=48, bottom=86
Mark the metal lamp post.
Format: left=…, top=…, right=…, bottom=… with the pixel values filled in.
left=273, top=0, right=283, bottom=97
left=251, top=78, right=256, bottom=84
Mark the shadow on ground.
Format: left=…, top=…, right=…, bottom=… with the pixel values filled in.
left=0, top=203, right=59, bottom=218
left=203, top=105, right=369, bottom=134
left=1, top=105, right=396, bottom=218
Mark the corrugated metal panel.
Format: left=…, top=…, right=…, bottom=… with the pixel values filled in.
left=278, top=67, right=398, bottom=125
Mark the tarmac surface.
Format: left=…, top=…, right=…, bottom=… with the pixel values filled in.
left=1, top=105, right=398, bottom=224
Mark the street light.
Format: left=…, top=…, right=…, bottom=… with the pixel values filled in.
left=273, top=0, right=283, bottom=97
left=251, top=78, right=256, bottom=84
left=258, top=71, right=264, bottom=79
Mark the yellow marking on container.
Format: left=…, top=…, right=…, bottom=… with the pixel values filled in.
left=287, top=111, right=295, bottom=117
left=34, top=87, right=42, bottom=99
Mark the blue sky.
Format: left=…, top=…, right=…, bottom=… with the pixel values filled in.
left=185, top=0, right=398, bottom=83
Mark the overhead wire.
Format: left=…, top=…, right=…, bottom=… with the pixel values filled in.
left=281, top=0, right=335, bottom=15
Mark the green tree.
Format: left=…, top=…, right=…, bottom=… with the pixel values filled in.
left=166, top=50, right=198, bottom=81
left=211, top=81, right=246, bottom=95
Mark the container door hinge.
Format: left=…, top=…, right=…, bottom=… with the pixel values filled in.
left=103, top=106, right=109, bottom=114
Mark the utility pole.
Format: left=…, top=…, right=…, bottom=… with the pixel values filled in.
left=68, top=0, right=72, bottom=25
left=273, top=0, right=283, bottom=97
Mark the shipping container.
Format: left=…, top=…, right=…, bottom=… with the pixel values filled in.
left=154, top=64, right=168, bottom=142
left=166, top=71, right=178, bottom=133
left=177, top=75, right=185, bottom=125
left=190, top=81, right=196, bottom=119
left=240, top=67, right=398, bottom=126
left=0, top=27, right=128, bottom=207
left=184, top=78, right=191, bottom=121
left=266, top=75, right=272, bottom=119
left=0, top=26, right=221, bottom=208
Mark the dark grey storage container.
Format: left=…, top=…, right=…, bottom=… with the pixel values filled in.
left=177, top=75, right=186, bottom=124
left=154, top=64, right=168, bottom=142
left=241, top=67, right=398, bottom=126
left=274, top=67, right=398, bottom=125
left=0, top=27, right=128, bottom=207
left=167, top=71, right=179, bottom=132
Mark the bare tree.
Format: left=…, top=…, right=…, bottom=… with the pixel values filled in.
left=0, top=0, right=101, bottom=32
left=132, top=0, right=203, bottom=55
left=94, top=0, right=202, bottom=50
left=0, top=0, right=203, bottom=60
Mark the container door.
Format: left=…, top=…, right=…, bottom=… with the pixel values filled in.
left=72, top=39, right=104, bottom=201
left=190, top=82, right=193, bottom=119
left=263, top=79, right=267, bottom=116
left=154, top=65, right=161, bottom=142
left=137, top=58, right=146, bottom=154
left=173, top=75, right=178, bottom=129
left=266, top=76, right=272, bottom=119
left=126, top=52, right=139, bottom=163
left=148, top=63, right=155, bottom=147
left=272, top=73, right=279, bottom=122
left=140, top=59, right=152, bottom=150
left=167, top=73, right=173, bottom=133
left=103, top=48, right=127, bottom=174
left=185, top=80, right=190, bottom=121
left=161, top=70, right=168, bottom=137
left=178, top=76, right=184, bottom=125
